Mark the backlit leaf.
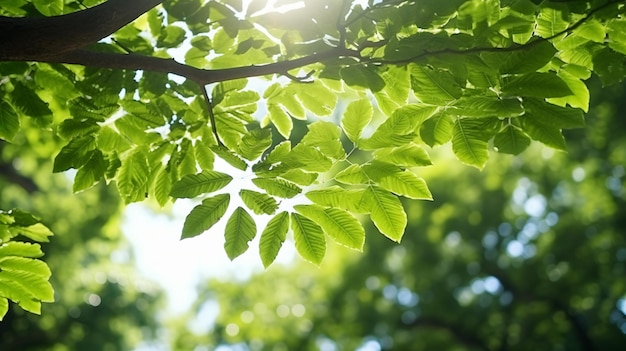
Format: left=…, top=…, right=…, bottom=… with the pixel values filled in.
left=372, top=144, right=432, bottom=167
left=361, top=186, right=407, bottom=242
left=305, top=186, right=367, bottom=213
left=502, top=72, right=573, bottom=98
left=291, top=213, right=326, bottom=265
left=451, top=119, right=490, bottom=169
left=224, top=207, right=257, bottom=260
left=342, top=98, right=373, bottom=143
left=294, top=205, right=364, bottom=251
left=117, top=149, right=151, bottom=204
left=181, top=194, right=230, bottom=239
left=240, top=189, right=278, bottom=215
left=259, top=212, right=289, bottom=268
left=494, top=124, right=531, bottom=155
left=252, top=177, right=301, bottom=198
left=0, top=101, right=19, bottom=141
left=170, top=171, right=232, bottom=198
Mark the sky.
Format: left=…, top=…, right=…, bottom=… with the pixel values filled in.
left=121, top=168, right=300, bottom=314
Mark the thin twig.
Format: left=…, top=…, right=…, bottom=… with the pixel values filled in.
left=200, top=85, right=224, bottom=147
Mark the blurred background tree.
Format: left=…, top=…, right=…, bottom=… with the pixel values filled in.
left=0, top=115, right=165, bottom=349
left=174, top=79, right=626, bottom=351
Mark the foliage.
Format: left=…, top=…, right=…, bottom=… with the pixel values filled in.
left=0, top=209, right=54, bottom=321
left=1, top=0, right=626, bottom=268
left=171, top=79, right=626, bottom=351
left=0, top=123, right=163, bottom=349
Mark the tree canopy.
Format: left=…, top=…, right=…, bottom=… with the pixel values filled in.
left=1, top=0, right=626, bottom=321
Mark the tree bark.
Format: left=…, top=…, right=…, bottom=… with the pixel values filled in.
left=0, top=0, right=162, bottom=60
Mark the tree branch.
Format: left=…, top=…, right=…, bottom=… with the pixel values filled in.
left=34, top=47, right=359, bottom=85
left=0, top=0, right=162, bottom=60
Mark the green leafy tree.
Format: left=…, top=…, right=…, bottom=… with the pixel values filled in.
left=174, top=79, right=626, bottom=351
left=1, top=0, right=626, bottom=270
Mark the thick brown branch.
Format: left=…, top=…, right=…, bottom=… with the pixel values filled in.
left=37, top=47, right=359, bottom=84
left=0, top=0, right=162, bottom=60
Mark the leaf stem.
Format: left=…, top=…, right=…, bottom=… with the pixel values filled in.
left=200, top=85, right=224, bottom=147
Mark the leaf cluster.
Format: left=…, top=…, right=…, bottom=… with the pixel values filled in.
left=1, top=0, right=625, bottom=265
left=0, top=209, right=54, bottom=320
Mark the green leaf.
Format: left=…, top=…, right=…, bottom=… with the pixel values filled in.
left=259, top=212, right=289, bottom=268
left=372, top=144, right=432, bottom=167
left=185, top=47, right=210, bottom=68
left=547, top=71, right=590, bottom=112
left=335, top=164, right=369, bottom=185
left=451, top=119, right=491, bottom=169
left=283, top=144, right=333, bottom=172
left=293, top=81, right=336, bottom=116
left=305, top=186, right=367, bottom=213
left=239, top=189, right=278, bottom=215
left=58, top=118, right=100, bottom=140
left=360, top=104, right=436, bottom=150
left=280, top=169, right=318, bottom=186
left=0, top=242, right=44, bottom=259
left=523, top=98, right=585, bottom=129
left=0, top=257, right=53, bottom=298
left=342, top=99, right=373, bottom=143
left=502, top=72, right=573, bottom=98
left=364, top=163, right=433, bottom=200
left=291, top=213, right=326, bottom=265
left=224, top=207, right=257, bottom=260
left=73, top=150, right=107, bottom=192
left=535, top=6, right=570, bottom=38
left=237, top=128, right=272, bottom=161
left=300, top=121, right=345, bottom=159
left=195, top=142, right=215, bottom=170
left=0, top=298, right=7, bottom=321
left=0, top=101, right=20, bottom=141
left=120, top=100, right=165, bottom=128
left=420, top=110, right=454, bottom=147
left=157, top=25, right=187, bottom=47
left=53, top=135, right=97, bottom=173
left=361, top=186, right=407, bottom=242
left=181, top=194, right=230, bottom=239
left=117, top=149, right=151, bottom=204
left=252, top=177, right=301, bottom=198
left=268, top=103, right=293, bottom=138
left=453, top=96, right=524, bottom=118
left=607, top=19, right=626, bottom=55
left=0, top=238, right=54, bottom=320
left=410, top=64, right=462, bottom=104
left=33, top=0, right=63, bottom=16
left=521, top=114, right=566, bottom=150
left=97, top=127, right=131, bottom=153
left=294, top=205, right=364, bottom=251
left=170, top=171, right=232, bottom=198
left=10, top=80, right=52, bottom=126
left=483, top=39, right=557, bottom=74
left=211, top=146, right=248, bottom=171
left=340, top=65, right=385, bottom=92
left=9, top=223, right=53, bottom=243
left=494, top=124, right=531, bottom=155
left=153, top=166, right=173, bottom=207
